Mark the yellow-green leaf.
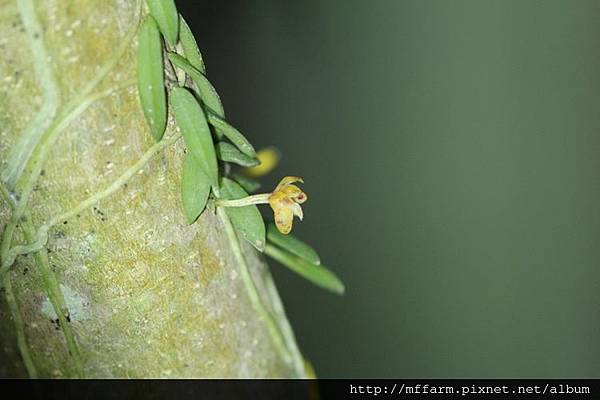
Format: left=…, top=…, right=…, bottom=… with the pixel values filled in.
left=171, top=87, right=218, bottom=187
left=179, top=15, right=205, bottom=73
left=220, top=178, right=265, bottom=251
left=167, top=52, right=224, bottom=117
left=264, top=243, right=344, bottom=295
left=266, top=223, right=321, bottom=265
left=207, top=113, right=256, bottom=158
left=216, top=142, right=259, bottom=167
left=145, top=0, right=179, bottom=46
left=181, top=153, right=211, bottom=224
left=137, top=16, right=166, bottom=141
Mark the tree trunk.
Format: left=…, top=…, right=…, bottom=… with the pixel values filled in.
left=0, top=0, right=304, bottom=378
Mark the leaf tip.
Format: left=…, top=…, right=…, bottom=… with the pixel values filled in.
left=332, top=279, right=346, bottom=295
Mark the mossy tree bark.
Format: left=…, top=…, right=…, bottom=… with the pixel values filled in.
left=0, top=0, right=304, bottom=378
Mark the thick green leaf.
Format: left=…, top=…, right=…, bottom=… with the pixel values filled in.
left=145, top=0, right=179, bottom=46
left=167, top=53, right=224, bottom=117
left=231, top=173, right=261, bottom=193
left=265, top=243, right=344, bottom=295
left=220, top=178, right=265, bottom=251
left=179, top=15, right=205, bottom=73
left=266, top=223, right=321, bottom=265
left=216, top=142, right=259, bottom=167
left=181, top=153, right=211, bottom=224
left=171, top=87, right=218, bottom=187
left=137, top=17, right=166, bottom=141
left=207, top=113, right=256, bottom=158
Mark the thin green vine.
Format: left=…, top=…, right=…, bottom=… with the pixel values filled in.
left=2, top=0, right=59, bottom=187
left=217, top=207, right=293, bottom=367
left=1, top=178, right=83, bottom=377
left=21, top=214, right=84, bottom=378
left=258, top=260, right=306, bottom=376
left=0, top=0, right=142, bottom=378
left=0, top=185, right=37, bottom=378
left=0, top=1, right=142, bottom=270
left=1, top=132, right=182, bottom=276
left=2, top=274, right=37, bottom=378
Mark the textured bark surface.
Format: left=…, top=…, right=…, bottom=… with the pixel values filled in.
left=0, top=0, right=302, bottom=378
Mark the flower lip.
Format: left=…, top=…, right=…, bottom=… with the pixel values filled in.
left=293, top=192, right=307, bottom=204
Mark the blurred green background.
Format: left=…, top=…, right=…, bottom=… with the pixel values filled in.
left=179, top=0, right=600, bottom=377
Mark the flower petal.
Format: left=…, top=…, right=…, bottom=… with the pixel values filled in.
left=291, top=203, right=303, bottom=221
left=275, top=176, right=304, bottom=192
left=273, top=203, right=294, bottom=234
left=281, top=184, right=303, bottom=197
left=268, top=190, right=287, bottom=205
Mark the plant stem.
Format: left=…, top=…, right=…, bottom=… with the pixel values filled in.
left=0, top=0, right=141, bottom=280
left=21, top=214, right=84, bottom=378
left=3, top=0, right=60, bottom=187
left=258, top=261, right=306, bottom=377
left=2, top=268, right=37, bottom=378
left=1, top=183, right=83, bottom=377
left=0, top=186, right=38, bottom=378
left=0, top=133, right=182, bottom=277
left=215, top=193, right=270, bottom=208
left=216, top=207, right=293, bottom=367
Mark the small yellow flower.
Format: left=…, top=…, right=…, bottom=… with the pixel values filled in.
left=268, top=176, right=308, bottom=234
left=216, top=176, right=308, bottom=234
